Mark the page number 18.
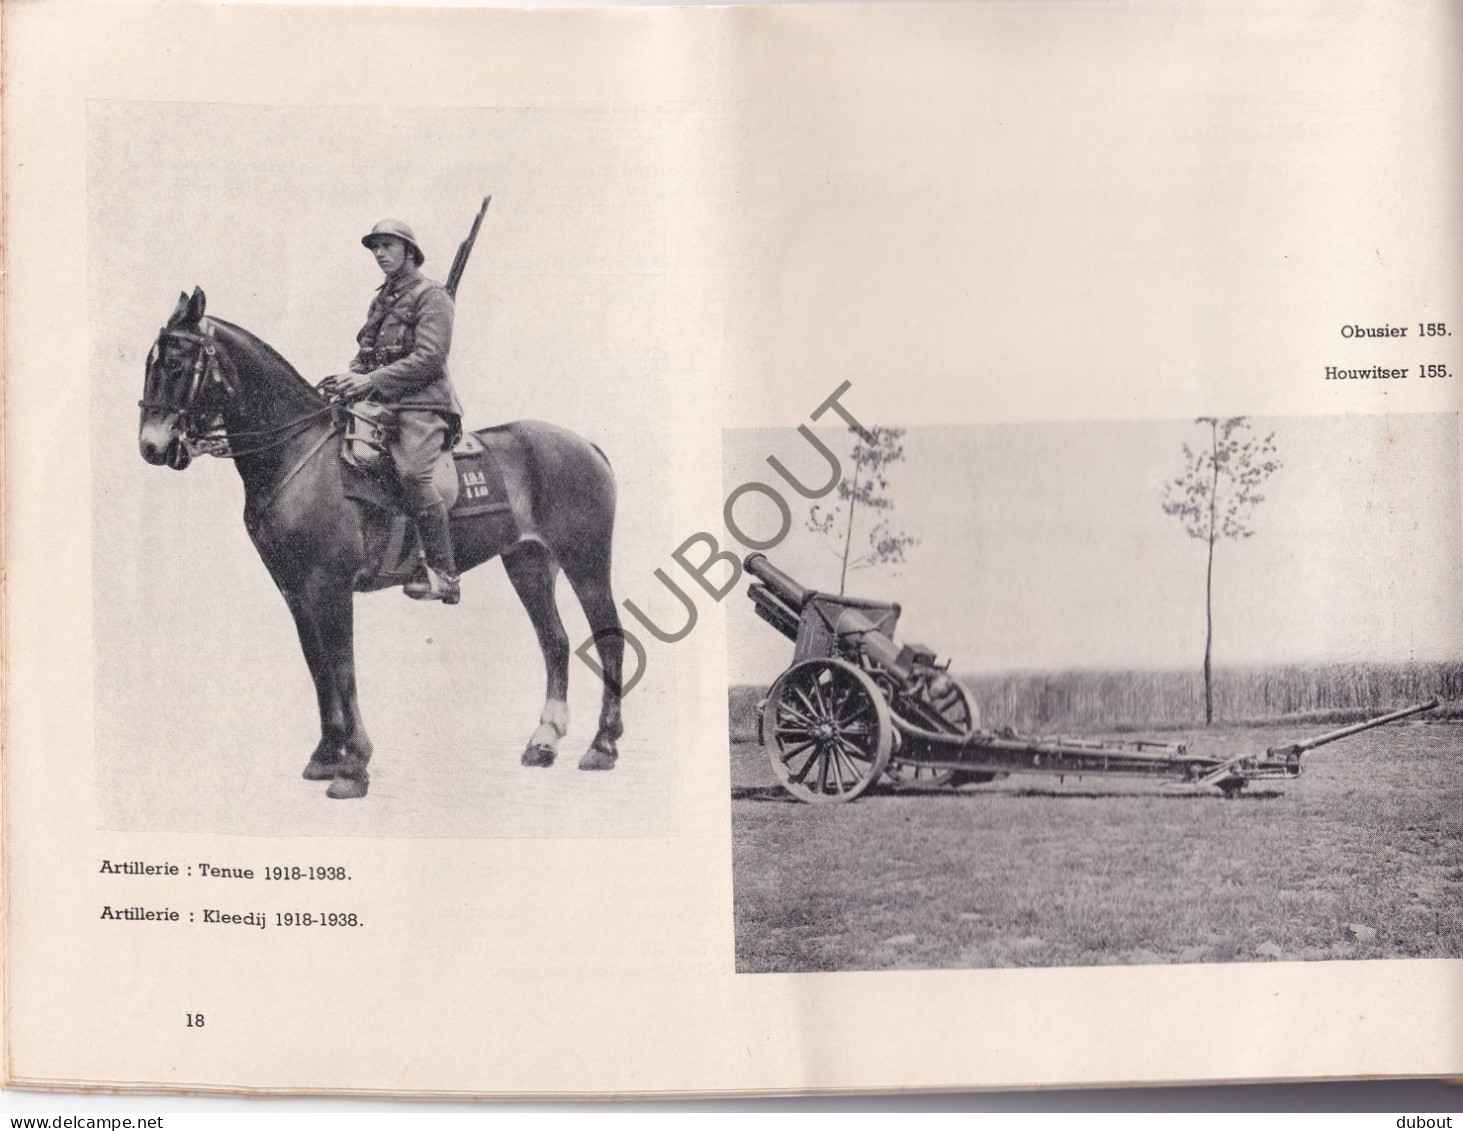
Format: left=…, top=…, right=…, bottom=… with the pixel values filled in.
left=186, top=1013, right=205, bottom=1028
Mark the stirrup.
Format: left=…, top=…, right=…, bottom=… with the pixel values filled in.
left=404, top=564, right=460, bottom=605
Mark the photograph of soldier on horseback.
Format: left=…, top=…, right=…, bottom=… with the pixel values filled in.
left=135, top=194, right=629, bottom=801
left=100, top=97, right=682, bottom=828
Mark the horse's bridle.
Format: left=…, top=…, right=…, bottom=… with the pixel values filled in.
left=139, top=321, right=240, bottom=453
left=140, top=321, right=333, bottom=460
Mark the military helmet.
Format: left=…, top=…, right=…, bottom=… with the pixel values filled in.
left=361, top=219, right=425, bottom=266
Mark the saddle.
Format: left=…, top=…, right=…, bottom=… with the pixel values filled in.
left=338, top=405, right=508, bottom=515
left=338, top=415, right=515, bottom=588
left=339, top=400, right=399, bottom=475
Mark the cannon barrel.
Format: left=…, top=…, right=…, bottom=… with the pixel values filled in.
left=838, top=607, right=905, bottom=672
left=1265, top=699, right=1439, bottom=758
left=744, top=553, right=815, bottom=611
left=745, top=553, right=932, bottom=684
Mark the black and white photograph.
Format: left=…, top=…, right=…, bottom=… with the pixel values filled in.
left=727, top=416, right=1463, bottom=971
left=8, top=0, right=1461, bottom=1102
left=90, top=101, right=694, bottom=836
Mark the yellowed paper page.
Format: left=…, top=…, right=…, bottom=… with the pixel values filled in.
left=4, top=0, right=1460, bottom=1096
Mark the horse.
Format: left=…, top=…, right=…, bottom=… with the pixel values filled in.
left=137, top=287, right=626, bottom=799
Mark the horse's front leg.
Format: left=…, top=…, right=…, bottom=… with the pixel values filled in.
left=283, top=591, right=351, bottom=781
left=302, top=575, right=373, bottom=799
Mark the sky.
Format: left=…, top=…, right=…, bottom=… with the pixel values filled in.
left=723, top=415, right=1463, bottom=683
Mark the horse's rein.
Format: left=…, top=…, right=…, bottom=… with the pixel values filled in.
left=140, top=322, right=335, bottom=460
left=199, top=406, right=338, bottom=461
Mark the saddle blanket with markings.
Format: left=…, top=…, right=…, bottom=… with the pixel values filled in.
left=342, top=428, right=515, bottom=587
left=341, top=427, right=512, bottom=519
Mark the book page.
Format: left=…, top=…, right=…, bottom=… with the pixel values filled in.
left=5, top=0, right=1460, bottom=1096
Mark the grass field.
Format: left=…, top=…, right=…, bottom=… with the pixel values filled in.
left=730, top=719, right=1463, bottom=972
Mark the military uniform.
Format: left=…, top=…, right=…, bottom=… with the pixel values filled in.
left=347, top=220, right=465, bottom=602
left=352, top=269, right=462, bottom=413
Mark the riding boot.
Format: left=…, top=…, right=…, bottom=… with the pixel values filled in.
left=404, top=503, right=460, bottom=604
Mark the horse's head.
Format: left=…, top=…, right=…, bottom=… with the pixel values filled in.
left=138, top=287, right=239, bottom=469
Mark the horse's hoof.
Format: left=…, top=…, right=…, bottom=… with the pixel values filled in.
left=578, top=747, right=618, bottom=772
left=521, top=744, right=557, bottom=768
left=303, top=757, right=341, bottom=781
left=326, top=774, right=369, bottom=800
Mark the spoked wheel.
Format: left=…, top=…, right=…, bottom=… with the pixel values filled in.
left=889, top=673, right=980, bottom=741
left=763, top=658, right=893, bottom=803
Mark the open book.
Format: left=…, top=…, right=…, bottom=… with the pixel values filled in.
left=5, top=0, right=1459, bottom=1098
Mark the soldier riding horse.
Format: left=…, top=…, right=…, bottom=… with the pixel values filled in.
left=322, top=219, right=465, bottom=605
left=137, top=286, right=627, bottom=799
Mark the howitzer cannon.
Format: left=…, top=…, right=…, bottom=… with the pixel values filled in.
left=744, top=554, right=1440, bottom=804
